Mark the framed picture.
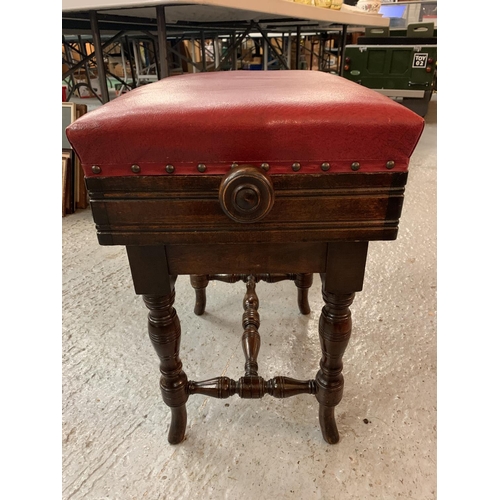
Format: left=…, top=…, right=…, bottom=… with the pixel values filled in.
left=62, top=151, right=72, bottom=217
left=62, top=102, right=76, bottom=150
left=74, top=104, right=88, bottom=209
left=62, top=102, right=88, bottom=213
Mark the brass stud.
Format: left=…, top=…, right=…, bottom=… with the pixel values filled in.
left=351, top=162, right=360, bottom=171
left=165, top=164, right=175, bottom=174
left=292, top=162, right=301, bottom=172
left=261, top=163, right=270, bottom=172
left=321, top=162, right=330, bottom=171
left=91, top=165, right=101, bottom=174
left=131, top=164, right=141, bottom=173
left=386, top=160, right=395, bottom=170
left=197, top=163, right=207, bottom=173
left=231, top=162, right=238, bottom=168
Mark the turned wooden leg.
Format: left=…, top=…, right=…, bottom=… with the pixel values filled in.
left=294, top=273, right=313, bottom=315
left=315, top=242, right=368, bottom=444
left=143, top=291, right=189, bottom=444
left=125, top=246, right=189, bottom=444
left=316, top=290, right=355, bottom=444
left=190, top=274, right=209, bottom=315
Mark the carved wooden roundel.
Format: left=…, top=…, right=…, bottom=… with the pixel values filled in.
left=219, top=165, right=275, bottom=223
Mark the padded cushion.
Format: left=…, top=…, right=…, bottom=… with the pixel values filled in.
left=66, top=71, right=424, bottom=177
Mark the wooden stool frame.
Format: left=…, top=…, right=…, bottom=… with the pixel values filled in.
left=126, top=240, right=368, bottom=444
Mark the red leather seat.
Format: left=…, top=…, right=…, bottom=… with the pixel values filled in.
left=66, top=71, right=424, bottom=178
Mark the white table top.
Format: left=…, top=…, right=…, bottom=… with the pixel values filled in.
left=62, top=0, right=389, bottom=28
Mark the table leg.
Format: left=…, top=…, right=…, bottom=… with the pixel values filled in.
left=315, top=242, right=368, bottom=444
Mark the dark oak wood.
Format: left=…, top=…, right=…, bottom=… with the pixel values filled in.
left=126, top=245, right=172, bottom=295
left=208, top=273, right=295, bottom=283
left=189, top=274, right=208, bottom=316
left=125, top=243, right=367, bottom=444
left=219, top=165, right=275, bottom=223
left=85, top=171, right=408, bottom=195
left=86, top=172, right=407, bottom=246
left=242, top=276, right=260, bottom=376
left=294, top=273, right=313, bottom=315
left=314, top=242, right=368, bottom=443
left=316, top=290, right=354, bottom=444
left=188, top=376, right=316, bottom=399
left=325, top=242, right=369, bottom=293
left=189, top=273, right=312, bottom=316
left=143, top=290, right=189, bottom=445
left=168, top=243, right=327, bottom=275
left=186, top=275, right=315, bottom=401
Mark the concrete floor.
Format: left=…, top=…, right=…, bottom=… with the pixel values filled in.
left=62, top=95, right=437, bottom=500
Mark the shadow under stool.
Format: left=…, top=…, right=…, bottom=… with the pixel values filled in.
left=66, top=71, right=424, bottom=445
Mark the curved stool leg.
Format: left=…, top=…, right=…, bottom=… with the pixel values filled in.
left=294, top=273, right=313, bottom=315
left=167, top=405, right=188, bottom=445
left=143, top=291, right=189, bottom=444
left=318, top=406, right=339, bottom=444
left=315, top=290, right=355, bottom=444
left=190, top=274, right=209, bottom=315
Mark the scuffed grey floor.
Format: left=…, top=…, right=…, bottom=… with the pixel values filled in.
left=62, top=96, right=437, bottom=500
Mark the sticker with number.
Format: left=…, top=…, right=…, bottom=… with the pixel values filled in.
left=412, top=53, right=428, bottom=68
